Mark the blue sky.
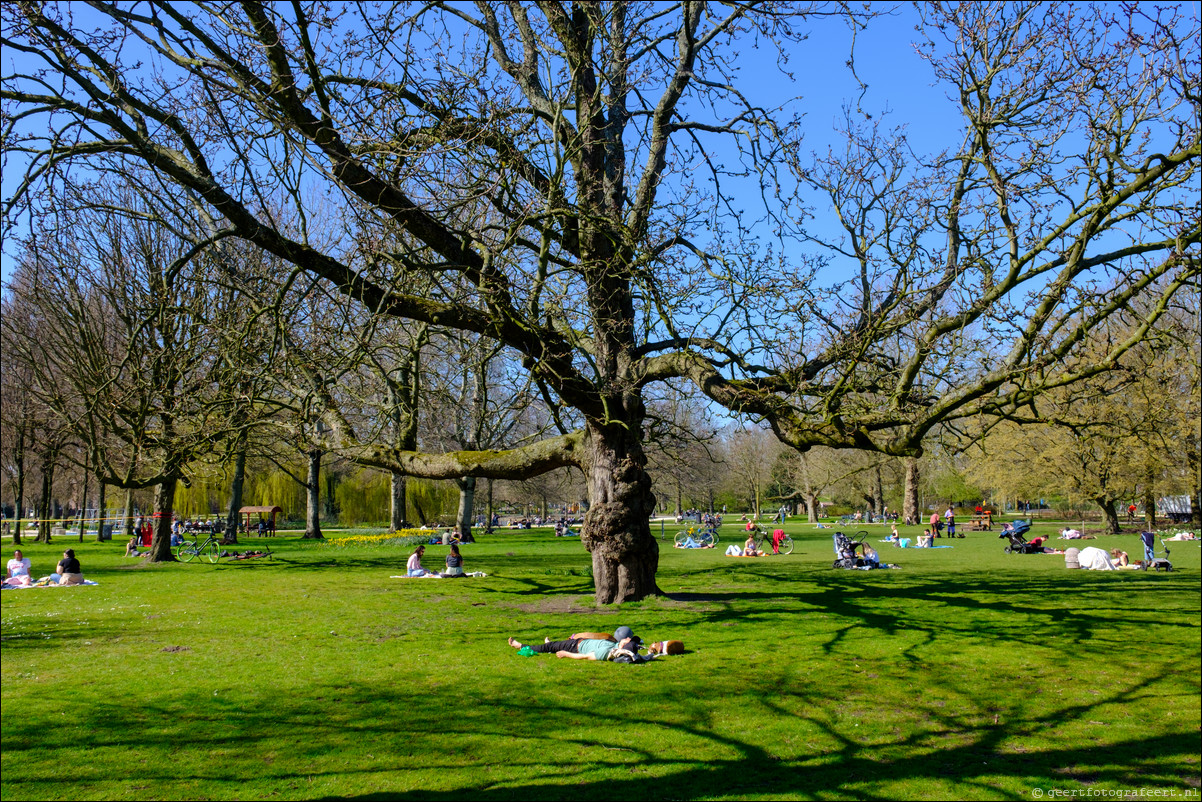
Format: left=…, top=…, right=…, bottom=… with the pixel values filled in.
left=0, top=5, right=961, bottom=286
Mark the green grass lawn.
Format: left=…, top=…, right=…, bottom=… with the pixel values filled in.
left=2, top=520, right=1199, bottom=800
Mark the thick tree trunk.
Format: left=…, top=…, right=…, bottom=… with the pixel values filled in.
left=1096, top=497, right=1121, bottom=535
left=874, top=465, right=885, bottom=516
left=223, top=438, right=247, bottom=543
left=485, top=478, right=494, bottom=532
left=805, top=493, right=820, bottom=523
left=455, top=476, right=475, bottom=537
left=122, top=489, right=134, bottom=543
left=390, top=471, right=408, bottom=531
left=580, top=423, right=661, bottom=604
left=304, top=449, right=323, bottom=539
left=147, top=477, right=178, bottom=562
left=37, top=457, right=54, bottom=543
left=79, top=472, right=89, bottom=542
left=95, top=477, right=106, bottom=541
left=1187, top=436, right=1201, bottom=528
left=903, top=458, right=920, bottom=526
left=12, top=464, right=24, bottom=545
left=1142, top=467, right=1157, bottom=529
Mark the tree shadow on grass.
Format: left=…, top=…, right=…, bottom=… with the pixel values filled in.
left=2, top=668, right=1196, bottom=801
left=661, top=570, right=1200, bottom=660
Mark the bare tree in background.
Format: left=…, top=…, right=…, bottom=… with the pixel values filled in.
left=3, top=2, right=1197, bottom=599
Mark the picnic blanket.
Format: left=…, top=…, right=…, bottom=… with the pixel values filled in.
left=3, top=579, right=99, bottom=589
left=390, top=572, right=487, bottom=579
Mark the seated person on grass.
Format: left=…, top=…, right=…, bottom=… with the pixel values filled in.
left=5, top=550, right=33, bottom=587
left=917, top=529, right=933, bottom=548
left=441, top=544, right=466, bottom=577
left=406, top=545, right=438, bottom=577
left=743, top=535, right=766, bottom=557
left=1108, top=549, right=1142, bottom=569
left=53, top=549, right=85, bottom=585
left=508, top=626, right=641, bottom=661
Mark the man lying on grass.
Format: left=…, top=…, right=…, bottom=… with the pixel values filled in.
left=508, top=625, right=641, bottom=660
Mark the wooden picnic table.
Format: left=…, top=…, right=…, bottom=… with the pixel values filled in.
left=966, top=514, right=993, bottom=531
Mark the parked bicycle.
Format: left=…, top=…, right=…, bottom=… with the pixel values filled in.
left=674, top=525, right=719, bottom=547
left=176, top=531, right=223, bottom=563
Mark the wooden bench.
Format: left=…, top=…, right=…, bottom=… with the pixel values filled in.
left=966, top=515, right=993, bottom=531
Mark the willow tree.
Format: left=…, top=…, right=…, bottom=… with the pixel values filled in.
left=3, top=2, right=1198, bottom=601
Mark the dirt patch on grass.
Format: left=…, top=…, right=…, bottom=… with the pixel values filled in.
left=160, top=645, right=190, bottom=653
left=504, top=596, right=617, bottom=614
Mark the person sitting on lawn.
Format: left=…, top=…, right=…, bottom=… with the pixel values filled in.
left=6, top=550, right=32, bottom=587
left=743, top=535, right=766, bottom=557
left=441, top=544, right=466, bottom=577
left=1109, top=548, right=1140, bottom=569
left=54, top=549, right=84, bottom=585
left=406, top=545, right=438, bottom=577
left=508, top=625, right=641, bottom=661
left=125, top=536, right=142, bottom=557
left=917, top=529, right=933, bottom=548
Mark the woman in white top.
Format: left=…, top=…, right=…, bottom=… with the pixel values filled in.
left=6, top=550, right=32, bottom=586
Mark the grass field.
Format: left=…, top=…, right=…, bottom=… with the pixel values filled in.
left=2, top=519, right=1199, bottom=800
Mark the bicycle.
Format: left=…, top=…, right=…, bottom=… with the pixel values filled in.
left=749, top=525, right=794, bottom=555
left=674, top=525, right=718, bottom=548
left=176, top=531, right=223, bottom=563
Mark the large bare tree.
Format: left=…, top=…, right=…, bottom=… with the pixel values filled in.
left=3, top=2, right=1197, bottom=600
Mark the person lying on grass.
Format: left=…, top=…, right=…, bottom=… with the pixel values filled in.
left=674, top=537, right=714, bottom=549
left=508, top=625, right=641, bottom=660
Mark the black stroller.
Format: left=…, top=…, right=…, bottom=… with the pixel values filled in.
left=833, top=531, right=882, bottom=569
left=999, top=520, right=1045, bottom=554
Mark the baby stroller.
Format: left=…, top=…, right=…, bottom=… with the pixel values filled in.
left=1139, top=531, right=1173, bottom=571
left=833, top=531, right=880, bottom=569
left=999, top=520, right=1044, bottom=554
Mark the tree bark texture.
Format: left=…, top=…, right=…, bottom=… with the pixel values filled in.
left=36, top=455, right=54, bottom=543
left=12, top=463, right=24, bottom=545
left=455, top=476, right=475, bottom=537
left=805, top=493, right=820, bottom=523
left=1142, top=466, right=1157, bottom=529
left=1097, top=498, right=1121, bottom=535
left=305, top=449, right=323, bottom=539
left=580, top=423, right=661, bottom=604
left=224, top=437, right=247, bottom=543
left=95, top=477, right=106, bottom=541
left=122, top=489, right=134, bottom=544
left=390, top=471, right=407, bottom=531
left=148, top=477, right=178, bottom=562
left=903, top=458, right=920, bottom=526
